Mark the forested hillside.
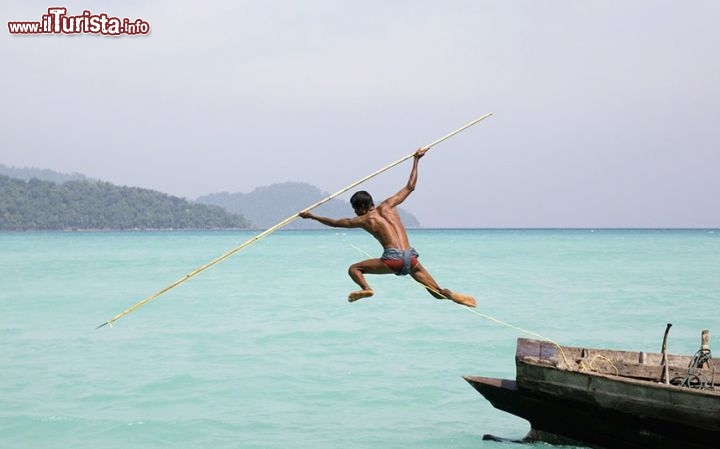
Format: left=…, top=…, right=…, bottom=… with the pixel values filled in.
left=0, top=175, right=250, bottom=231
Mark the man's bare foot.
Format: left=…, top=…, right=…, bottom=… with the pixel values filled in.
left=451, top=293, right=477, bottom=307
left=442, top=289, right=476, bottom=307
left=348, top=289, right=374, bottom=302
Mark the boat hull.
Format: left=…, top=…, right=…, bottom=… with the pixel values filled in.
left=465, top=374, right=717, bottom=449
left=464, top=338, right=720, bottom=449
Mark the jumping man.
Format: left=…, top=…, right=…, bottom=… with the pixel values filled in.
left=299, top=148, right=477, bottom=308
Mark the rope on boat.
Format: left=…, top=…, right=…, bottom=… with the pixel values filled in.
left=672, top=348, right=715, bottom=390
left=578, top=354, right=619, bottom=376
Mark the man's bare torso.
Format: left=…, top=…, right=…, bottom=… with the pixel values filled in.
left=357, top=203, right=411, bottom=250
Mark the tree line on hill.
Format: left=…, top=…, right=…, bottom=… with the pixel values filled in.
left=0, top=175, right=250, bottom=231
left=0, top=163, right=90, bottom=184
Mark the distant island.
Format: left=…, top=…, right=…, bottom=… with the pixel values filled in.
left=197, top=182, right=420, bottom=230
left=0, top=165, right=420, bottom=231
left=0, top=173, right=249, bottom=231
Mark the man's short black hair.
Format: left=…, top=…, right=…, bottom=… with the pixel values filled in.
left=350, top=190, right=374, bottom=210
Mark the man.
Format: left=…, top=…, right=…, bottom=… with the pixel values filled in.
left=299, top=148, right=477, bottom=308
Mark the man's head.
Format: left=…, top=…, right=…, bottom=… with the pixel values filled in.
left=350, top=190, right=374, bottom=215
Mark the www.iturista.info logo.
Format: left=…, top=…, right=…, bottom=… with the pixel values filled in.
left=8, top=7, right=150, bottom=36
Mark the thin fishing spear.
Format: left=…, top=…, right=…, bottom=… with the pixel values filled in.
left=95, top=112, right=493, bottom=329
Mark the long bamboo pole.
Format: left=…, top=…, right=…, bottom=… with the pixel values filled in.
left=95, top=112, right=493, bottom=329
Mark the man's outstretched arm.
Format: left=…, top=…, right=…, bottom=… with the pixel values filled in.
left=299, top=211, right=360, bottom=228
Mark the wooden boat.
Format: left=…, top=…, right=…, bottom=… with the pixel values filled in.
left=464, top=334, right=720, bottom=449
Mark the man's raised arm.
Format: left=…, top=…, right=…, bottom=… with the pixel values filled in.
left=382, top=147, right=428, bottom=208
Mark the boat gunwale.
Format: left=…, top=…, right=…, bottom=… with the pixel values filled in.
left=515, top=338, right=720, bottom=397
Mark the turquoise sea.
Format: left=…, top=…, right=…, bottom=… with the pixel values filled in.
left=1, top=229, right=719, bottom=449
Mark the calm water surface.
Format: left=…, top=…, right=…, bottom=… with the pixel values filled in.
left=1, top=229, right=718, bottom=449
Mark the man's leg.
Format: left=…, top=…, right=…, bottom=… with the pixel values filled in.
left=347, top=258, right=393, bottom=302
left=407, top=263, right=446, bottom=299
left=410, top=263, right=476, bottom=307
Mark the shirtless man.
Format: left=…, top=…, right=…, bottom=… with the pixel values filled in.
left=299, top=148, right=477, bottom=308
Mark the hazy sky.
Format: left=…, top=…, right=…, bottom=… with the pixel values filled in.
left=2, top=1, right=718, bottom=227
